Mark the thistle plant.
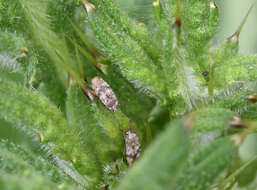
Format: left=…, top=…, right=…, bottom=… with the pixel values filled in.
left=0, top=0, right=257, bottom=189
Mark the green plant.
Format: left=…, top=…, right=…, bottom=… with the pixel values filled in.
left=0, top=0, right=257, bottom=189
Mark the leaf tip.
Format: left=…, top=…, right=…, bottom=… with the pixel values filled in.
left=228, top=4, right=255, bottom=42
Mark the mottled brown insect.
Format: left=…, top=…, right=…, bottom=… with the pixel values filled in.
left=91, top=77, right=119, bottom=112
left=229, top=116, right=244, bottom=128
left=125, top=130, right=141, bottom=166
left=247, top=93, right=257, bottom=103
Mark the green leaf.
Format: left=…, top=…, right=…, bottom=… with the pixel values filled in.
left=237, top=158, right=257, bottom=187
left=0, top=173, right=78, bottom=190
left=182, top=0, right=219, bottom=58
left=170, top=48, right=205, bottom=110
left=0, top=140, right=72, bottom=184
left=0, top=54, right=25, bottom=84
left=177, top=137, right=238, bottom=190
left=0, top=78, right=89, bottom=187
left=0, top=31, right=37, bottom=87
left=192, top=107, right=234, bottom=132
left=0, top=30, right=66, bottom=109
left=213, top=81, right=257, bottom=119
left=214, top=55, right=257, bottom=89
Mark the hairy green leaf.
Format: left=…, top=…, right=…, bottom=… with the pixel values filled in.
left=0, top=140, right=72, bottom=184
left=177, top=137, right=238, bottom=190
left=0, top=173, right=78, bottom=190
left=0, top=78, right=90, bottom=187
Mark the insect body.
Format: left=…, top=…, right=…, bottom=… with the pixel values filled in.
left=125, top=130, right=141, bottom=166
left=229, top=116, right=244, bottom=128
left=91, top=77, right=119, bottom=112
left=247, top=93, right=257, bottom=103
